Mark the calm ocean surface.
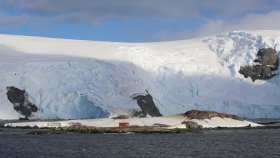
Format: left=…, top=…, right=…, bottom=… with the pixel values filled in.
left=0, top=128, right=279, bottom=158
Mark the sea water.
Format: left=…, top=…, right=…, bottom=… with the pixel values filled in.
left=0, top=128, right=279, bottom=158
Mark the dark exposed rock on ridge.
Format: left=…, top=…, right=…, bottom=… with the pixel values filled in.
left=239, top=48, right=279, bottom=81
left=6, top=86, right=38, bottom=119
left=184, top=110, right=242, bottom=120
left=132, top=90, right=162, bottom=117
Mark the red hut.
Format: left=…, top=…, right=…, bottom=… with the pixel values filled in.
left=119, top=122, right=129, bottom=127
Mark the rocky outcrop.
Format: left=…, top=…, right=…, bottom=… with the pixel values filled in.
left=132, top=110, right=147, bottom=118
left=6, top=86, right=38, bottom=119
left=184, top=110, right=242, bottom=120
left=239, top=48, right=279, bottom=81
left=132, top=90, right=162, bottom=117
left=112, top=115, right=130, bottom=119
left=182, top=121, right=202, bottom=130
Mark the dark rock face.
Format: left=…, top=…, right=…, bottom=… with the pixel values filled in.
left=239, top=48, right=279, bottom=81
left=184, top=110, right=242, bottom=120
left=132, top=90, right=162, bottom=117
left=6, top=86, right=38, bottom=119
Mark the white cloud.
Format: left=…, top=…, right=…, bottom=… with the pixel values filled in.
left=195, top=11, right=280, bottom=37
left=151, top=10, right=280, bottom=41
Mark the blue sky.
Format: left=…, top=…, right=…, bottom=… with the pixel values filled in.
left=0, top=0, right=280, bottom=42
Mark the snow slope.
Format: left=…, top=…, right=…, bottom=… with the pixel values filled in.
left=1, top=30, right=280, bottom=119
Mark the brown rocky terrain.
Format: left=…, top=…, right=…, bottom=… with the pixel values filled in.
left=112, top=115, right=130, bottom=119
left=184, top=110, right=242, bottom=120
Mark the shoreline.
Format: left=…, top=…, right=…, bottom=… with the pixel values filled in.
left=1, top=124, right=280, bottom=135
left=1, top=111, right=279, bottom=134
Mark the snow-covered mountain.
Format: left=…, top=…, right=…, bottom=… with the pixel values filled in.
left=1, top=30, right=280, bottom=120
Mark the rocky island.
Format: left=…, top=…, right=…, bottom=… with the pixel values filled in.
left=3, top=110, right=263, bottom=134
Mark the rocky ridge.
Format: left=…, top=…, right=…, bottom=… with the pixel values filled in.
left=184, top=110, right=242, bottom=120
left=239, top=48, right=279, bottom=81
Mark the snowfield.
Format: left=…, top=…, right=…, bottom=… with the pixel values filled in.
left=4, top=115, right=260, bottom=129
left=1, top=30, right=280, bottom=119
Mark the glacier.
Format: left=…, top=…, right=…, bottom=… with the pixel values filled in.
left=0, top=30, right=280, bottom=119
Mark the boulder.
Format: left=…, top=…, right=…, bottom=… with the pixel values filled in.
left=182, top=121, right=202, bottom=130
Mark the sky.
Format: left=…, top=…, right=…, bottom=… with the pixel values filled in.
left=0, top=0, right=280, bottom=42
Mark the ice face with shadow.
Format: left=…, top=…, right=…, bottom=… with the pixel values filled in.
left=0, top=31, right=280, bottom=119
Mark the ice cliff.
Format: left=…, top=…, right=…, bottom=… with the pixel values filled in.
left=0, top=30, right=280, bottom=119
